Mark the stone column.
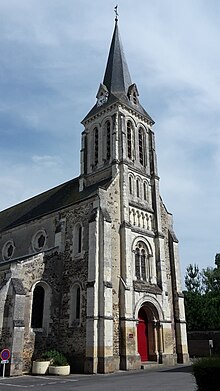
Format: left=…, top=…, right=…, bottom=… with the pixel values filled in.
left=119, top=225, right=140, bottom=370
left=169, top=233, right=189, bottom=363
left=10, top=278, right=26, bottom=376
left=85, top=207, right=99, bottom=374
left=160, top=321, right=177, bottom=365
left=97, top=209, right=115, bottom=373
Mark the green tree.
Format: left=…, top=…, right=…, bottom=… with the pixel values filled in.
left=184, top=257, right=220, bottom=331
left=202, top=254, right=220, bottom=293
left=184, top=291, right=204, bottom=331
left=185, top=263, right=202, bottom=293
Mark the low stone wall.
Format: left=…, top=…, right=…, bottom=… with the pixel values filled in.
left=188, top=331, right=220, bottom=357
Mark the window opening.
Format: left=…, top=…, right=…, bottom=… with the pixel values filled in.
left=143, top=182, right=147, bottom=201
left=133, top=91, right=137, bottom=104
left=141, top=249, right=146, bottom=281
left=78, top=226, right=82, bottom=253
left=139, top=128, right=144, bottom=165
left=7, top=244, right=13, bottom=257
left=127, top=121, right=132, bottom=159
left=31, top=285, right=45, bottom=328
left=38, top=234, right=45, bottom=249
left=135, top=248, right=141, bottom=280
left=129, top=176, right=133, bottom=194
left=106, top=121, right=111, bottom=160
left=94, top=127, right=99, bottom=165
left=136, top=179, right=140, bottom=198
left=135, top=242, right=149, bottom=282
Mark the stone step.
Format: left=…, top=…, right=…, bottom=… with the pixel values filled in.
left=141, top=361, right=160, bottom=370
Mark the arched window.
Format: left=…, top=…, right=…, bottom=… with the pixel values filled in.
left=143, top=182, right=148, bottom=201
left=74, top=223, right=83, bottom=255
left=31, top=282, right=51, bottom=333
left=135, top=248, right=141, bottom=280
left=134, top=242, right=151, bottom=282
left=136, top=179, right=140, bottom=198
left=70, top=284, right=81, bottom=326
left=78, top=226, right=82, bottom=253
left=31, top=285, right=45, bottom=328
left=105, top=120, right=111, bottom=160
left=138, top=127, right=144, bottom=165
left=129, top=176, right=133, bottom=195
left=94, top=127, right=99, bottom=165
left=127, top=121, right=133, bottom=159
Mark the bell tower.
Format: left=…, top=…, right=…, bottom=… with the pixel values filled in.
left=81, top=16, right=188, bottom=370
left=80, top=18, right=155, bottom=190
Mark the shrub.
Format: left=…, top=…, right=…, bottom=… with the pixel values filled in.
left=42, top=350, right=68, bottom=366
left=192, top=357, right=220, bottom=391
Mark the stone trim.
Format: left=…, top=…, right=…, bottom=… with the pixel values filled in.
left=133, top=281, right=162, bottom=294
left=86, top=281, right=95, bottom=288
left=88, top=208, right=98, bottom=223
left=174, top=319, right=187, bottom=324
left=119, top=317, right=136, bottom=322
left=101, top=208, right=112, bottom=223
left=154, top=230, right=165, bottom=239
left=83, top=102, right=153, bottom=127
left=130, top=226, right=155, bottom=237
left=120, top=221, right=132, bottom=229
left=103, top=281, right=113, bottom=288
left=169, top=229, right=179, bottom=243
left=177, top=292, right=185, bottom=298
left=129, top=200, right=154, bottom=213
left=13, top=320, right=25, bottom=327
left=86, top=315, right=114, bottom=320
left=0, top=246, right=58, bottom=266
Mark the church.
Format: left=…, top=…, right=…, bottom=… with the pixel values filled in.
left=0, top=17, right=189, bottom=375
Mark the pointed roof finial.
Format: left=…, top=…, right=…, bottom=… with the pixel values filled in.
left=114, top=5, right=119, bottom=22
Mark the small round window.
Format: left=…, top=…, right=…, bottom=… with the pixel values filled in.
left=32, top=230, right=47, bottom=252
left=2, top=240, right=15, bottom=261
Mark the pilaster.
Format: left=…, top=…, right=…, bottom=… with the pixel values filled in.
left=97, top=209, right=115, bottom=373
left=85, top=207, right=100, bottom=374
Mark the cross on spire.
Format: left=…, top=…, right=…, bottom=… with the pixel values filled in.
left=114, top=5, right=119, bottom=22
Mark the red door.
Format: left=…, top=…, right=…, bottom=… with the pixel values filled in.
left=137, top=308, right=148, bottom=361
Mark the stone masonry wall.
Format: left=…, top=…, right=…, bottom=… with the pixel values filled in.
left=160, top=199, right=176, bottom=354
left=99, top=174, right=121, bottom=360
left=54, top=199, right=95, bottom=372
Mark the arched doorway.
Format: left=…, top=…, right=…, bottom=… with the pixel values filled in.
left=137, top=303, right=161, bottom=362
left=137, top=307, right=148, bottom=361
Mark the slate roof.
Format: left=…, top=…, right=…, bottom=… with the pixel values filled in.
left=82, top=21, right=154, bottom=124
left=0, top=177, right=111, bottom=233
left=103, top=20, right=132, bottom=95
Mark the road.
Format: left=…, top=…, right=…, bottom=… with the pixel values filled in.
left=0, top=365, right=196, bottom=391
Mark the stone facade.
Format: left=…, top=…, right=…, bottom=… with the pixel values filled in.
left=0, top=20, right=189, bottom=376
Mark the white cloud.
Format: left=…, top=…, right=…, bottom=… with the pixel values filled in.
left=32, top=154, right=62, bottom=168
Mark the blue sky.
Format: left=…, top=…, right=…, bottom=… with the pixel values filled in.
left=0, top=0, right=220, bottom=282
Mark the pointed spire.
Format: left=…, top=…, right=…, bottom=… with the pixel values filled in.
left=82, top=15, right=155, bottom=125
left=103, top=20, right=132, bottom=95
